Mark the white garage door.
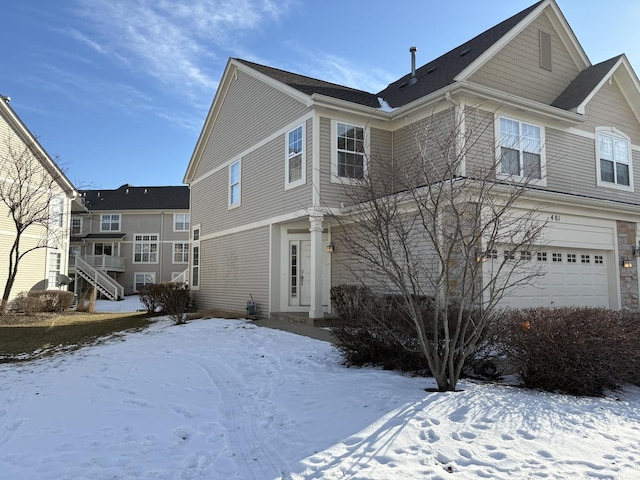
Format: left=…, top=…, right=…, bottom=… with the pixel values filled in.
left=494, top=248, right=610, bottom=308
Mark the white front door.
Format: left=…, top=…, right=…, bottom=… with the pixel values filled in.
left=286, top=236, right=329, bottom=309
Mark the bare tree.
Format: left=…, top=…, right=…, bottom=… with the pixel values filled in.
left=330, top=101, right=548, bottom=391
left=0, top=139, right=68, bottom=313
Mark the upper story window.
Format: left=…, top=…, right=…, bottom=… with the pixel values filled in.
left=71, top=217, right=83, bottom=235
left=174, top=213, right=190, bottom=231
left=133, top=233, right=159, bottom=263
left=498, top=117, right=544, bottom=182
left=332, top=121, right=366, bottom=182
left=286, top=125, right=305, bottom=189
left=596, top=127, right=632, bottom=190
left=50, top=197, right=64, bottom=228
left=173, top=242, right=189, bottom=263
left=101, top=213, right=120, bottom=232
left=229, top=160, right=241, bottom=207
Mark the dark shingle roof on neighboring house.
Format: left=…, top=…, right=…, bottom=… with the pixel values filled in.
left=376, top=1, right=544, bottom=108
left=235, top=59, right=381, bottom=108
left=551, top=55, right=623, bottom=110
left=80, top=184, right=189, bottom=211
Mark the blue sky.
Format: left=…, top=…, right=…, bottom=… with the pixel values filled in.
left=1, top=1, right=639, bottom=189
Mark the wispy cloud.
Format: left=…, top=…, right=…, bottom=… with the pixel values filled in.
left=68, top=0, right=294, bottom=103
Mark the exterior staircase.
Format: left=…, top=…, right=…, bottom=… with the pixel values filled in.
left=74, top=256, right=124, bottom=300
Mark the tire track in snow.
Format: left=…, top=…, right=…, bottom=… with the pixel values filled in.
left=0, top=370, right=30, bottom=449
left=176, top=353, right=291, bottom=480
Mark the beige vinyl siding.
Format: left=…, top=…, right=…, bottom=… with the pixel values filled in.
left=464, top=107, right=496, bottom=173
left=546, top=127, right=640, bottom=203
left=469, top=14, right=580, bottom=105
left=318, top=118, right=393, bottom=208
left=192, top=118, right=313, bottom=234
left=578, top=79, right=640, bottom=145
left=193, top=226, right=269, bottom=316
left=194, top=70, right=310, bottom=179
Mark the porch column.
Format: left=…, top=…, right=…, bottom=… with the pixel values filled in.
left=309, top=215, right=324, bottom=319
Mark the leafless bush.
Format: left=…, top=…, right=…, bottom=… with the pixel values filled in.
left=11, top=290, right=74, bottom=313
left=498, top=307, right=640, bottom=396
left=138, top=282, right=191, bottom=324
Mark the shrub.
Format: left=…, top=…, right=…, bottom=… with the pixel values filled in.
left=497, top=307, right=640, bottom=396
left=138, top=282, right=192, bottom=324
left=330, top=285, right=491, bottom=374
left=11, top=290, right=74, bottom=313
left=138, top=283, right=166, bottom=314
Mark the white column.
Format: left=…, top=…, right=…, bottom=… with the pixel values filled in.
left=309, top=215, right=324, bottom=319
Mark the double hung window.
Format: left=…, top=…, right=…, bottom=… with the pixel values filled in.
left=101, top=214, right=120, bottom=232
left=229, top=161, right=241, bottom=207
left=286, top=125, right=305, bottom=188
left=335, top=122, right=365, bottom=180
left=134, top=234, right=159, bottom=263
left=498, top=117, right=543, bottom=180
left=597, top=129, right=631, bottom=188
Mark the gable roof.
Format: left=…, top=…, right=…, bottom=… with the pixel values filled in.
left=234, top=1, right=546, bottom=110
left=552, top=56, right=624, bottom=111
left=80, top=184, right=189, bottom=211
left=377, top=1, right=544, bottom=108
left=235, top=59, right=380, bottom=108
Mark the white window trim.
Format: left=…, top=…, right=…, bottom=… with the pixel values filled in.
left=71, top=216, right=83, bottom=235
left=285, top=124, right=306, bottom=190
left=133, top=233, right=160, bottom=264
left=134, top=272, right=156, bottom=293
left=173, top=213, right=190, bottom=232
left=330, top=119, right=369, bottom=185
left=191, top=225, right=201, bottom=290
left=47, top=250, right=62, bottom=290
left=228, top=160, right=241, bottom=208
left=595, top=126, right=634, bottom=192
left=172, top=241, right=189, bottom=264
left=100, top=213, right=121, bottom=232
left=50, top=196, right=65, bottom=229
left=495, top=115, right=547, bottom=186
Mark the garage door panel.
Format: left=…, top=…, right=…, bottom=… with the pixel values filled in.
left=494, top=247, right=609, bottom=309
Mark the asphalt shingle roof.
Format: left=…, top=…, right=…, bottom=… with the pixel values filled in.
left=552, top=55, right=623, bottom=110
left=236, top=1, right=544, bottom=110
left=235, top=59, right=381, bottom=108
left=80, top=184, right=189, bottom=211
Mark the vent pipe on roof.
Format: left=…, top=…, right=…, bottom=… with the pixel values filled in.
left=409, top=46, right=418, bottom=86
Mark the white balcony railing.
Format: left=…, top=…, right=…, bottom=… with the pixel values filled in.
left=70, top=254, right=125, bottom=272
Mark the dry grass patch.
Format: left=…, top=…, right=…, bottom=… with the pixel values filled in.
left=0, top=311, right=153, bottom=362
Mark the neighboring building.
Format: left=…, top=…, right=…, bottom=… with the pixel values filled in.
left=70, top=184, right=190, bottom=299
left=0, top=95, right=77, bottom=303
left=184, top=0, right=640, bottom=318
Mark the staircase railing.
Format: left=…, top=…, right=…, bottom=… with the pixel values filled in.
left=74, top=256, right=124, bottom=300
left=170, top=269, right=189, bottom=284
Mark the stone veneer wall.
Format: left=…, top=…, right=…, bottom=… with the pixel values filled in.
left=617, top=220, right=639, bottom=310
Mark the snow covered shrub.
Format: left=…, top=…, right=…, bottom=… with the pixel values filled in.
left=498, top=307, right=640, bottom=396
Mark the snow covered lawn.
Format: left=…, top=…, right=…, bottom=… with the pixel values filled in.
left=1, top=312, right=639, bottom=479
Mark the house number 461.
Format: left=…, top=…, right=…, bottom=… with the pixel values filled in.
left=548, top=214, right=561, bottom=222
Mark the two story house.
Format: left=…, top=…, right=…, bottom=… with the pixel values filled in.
left=70, top=184, right=190, bottom=299
left=0, top=95, right=77, bottom=306
left=184, top=0, right=640, bottom=319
